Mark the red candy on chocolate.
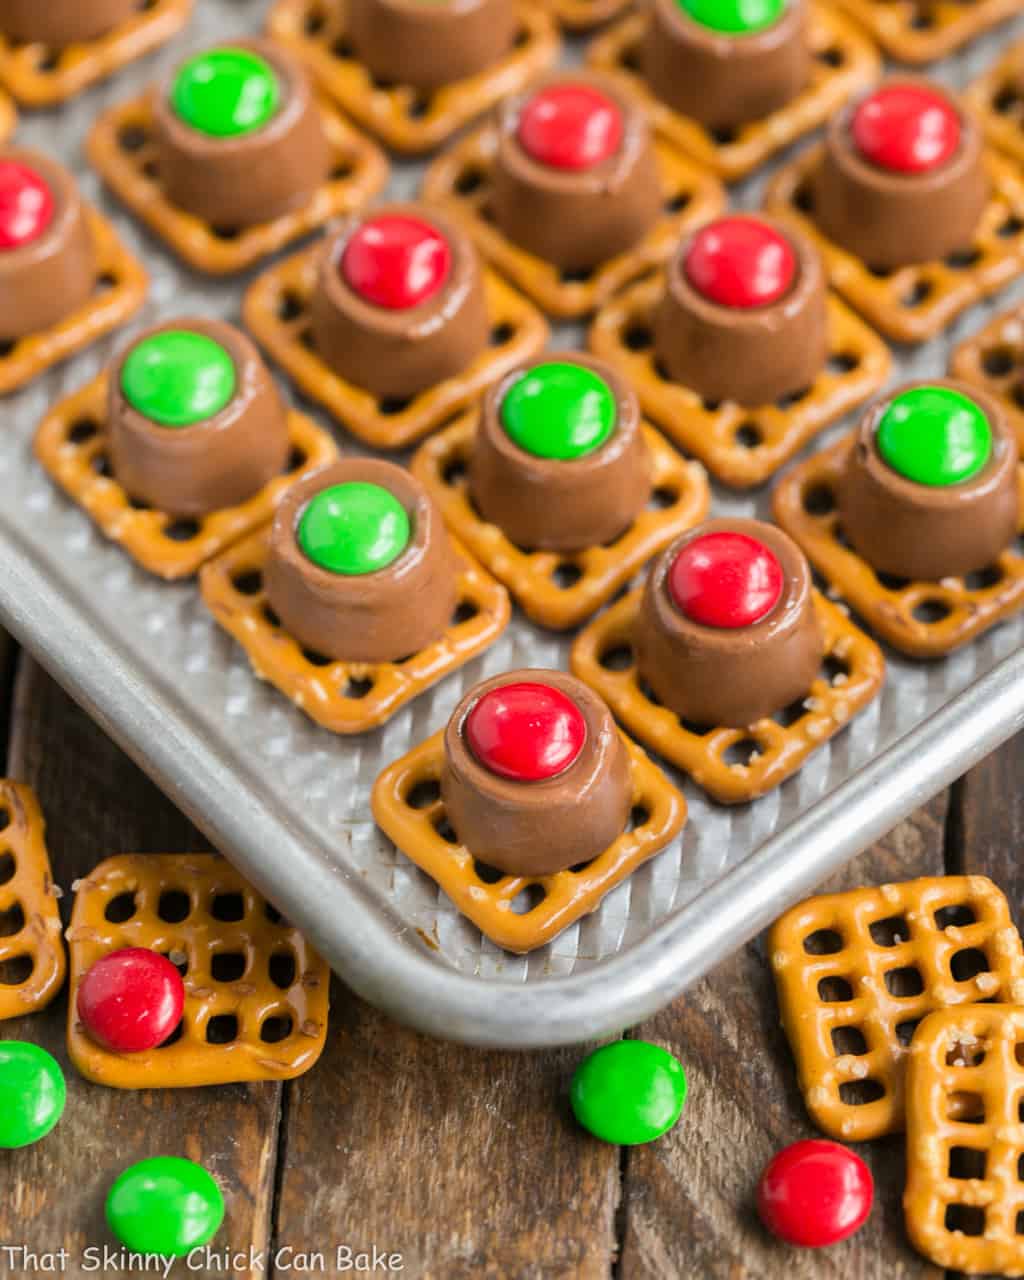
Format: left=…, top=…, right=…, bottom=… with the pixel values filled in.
left=465, top=681, right=587, bottom=782
left=0, top=161, right=55, bottom=250
left=669, top=531, right=784, bottom=629
left=77, top=947, right=185, bottom=1054
left=851, top=84, right=961, bottom=175
left=684, top=217, right=797, bottom=310
left=517, top=84, right=624, bottom=172
left=758, top=1139, right=874, bottom=1248
left=341, top=214, right=452, bottom=310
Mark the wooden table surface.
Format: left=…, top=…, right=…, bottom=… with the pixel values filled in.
left=0, top=629, right=1019, bottom=1280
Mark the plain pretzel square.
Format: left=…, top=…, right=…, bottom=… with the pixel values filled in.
left=571, top=589, right=884, bottom=804
left=769, top=876, right=1024, bottom=1143
left=410, top=411, right=710, bottom=630
left=966, top=43, right=1024, bottom=171
left=585, top=4, right=879, bottom=183
left=371, top=728, right=686, bottom=954
left=589, top=277, right=892, bottom=489
left=950, top=304, right=1024, bottom=451
left=765, top=147, right=1024, bottom=344
left=835, top=0, right=1021, bottom=67
left=243, top=253, right=548, bottom=450
left=0, top=207, right=147, bottom=397
left=773, top=435, right=1024, bottom=659
left=0, top=0, right=192, bottom=107
left=905, top=1004, right=1024, bottom=1275
left=266, top=0, right=559, bottom=154
left=87, top=93, right=388, bottom=276
left=420, top=129, right=724, bottom=319
left=199, top=531, right=511, bottom=735
left=66, top=854, right=329, bottom=1089
left=0, top=782, right=66, bottom=1022
left=34, top=373, right=339, bottom=581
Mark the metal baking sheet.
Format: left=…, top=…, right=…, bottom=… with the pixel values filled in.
left=2, top=0, right=1024, bottom=1047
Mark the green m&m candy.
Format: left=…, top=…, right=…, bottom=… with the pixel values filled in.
left=877, top=386, right=992, bottom=487
left=571, top=1040, right=687, bottom=1145
left=171, top=48, right=280, bottom=138
left=0, top=1041, right=66, bottom=1149
left=121, top=331, right=237, bottom=428
left=679, top=0, right=784, bottom=33
left=501, top=362, right=617, bottom=461
left=107, top=1157, right=224, bottom=1257
left=298, top=482, right=411, bottom=575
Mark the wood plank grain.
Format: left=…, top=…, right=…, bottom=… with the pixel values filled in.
left=616, top=800, right=950, bottom=1280
left=948, top=731, right=1024, bottom=888
left=0, top=659, right=283, bottom=1280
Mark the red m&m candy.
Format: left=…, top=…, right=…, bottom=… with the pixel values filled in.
left=758, top=1139, right=873, bottom=1248
left=0, top=161, right=54, bottom=250
left=518, top=84, right=624, bottom=172
left=669, top=531, right=784, bottom=629
left=341, top=214, right=451, bottom=310
left=465, top=681, right=587, bottom=782
left=77, top=947, right=185, bottom=1054
left=851, top=84, right=960, bottom=175
left=684, top=217, right=797, bottom=309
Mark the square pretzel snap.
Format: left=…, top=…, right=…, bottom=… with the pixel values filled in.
left=372, top=729, right=686, bottom=954
left=836, top=0, right=1021, bottom=67
left=950, top=304, right=1024, bottom=452
left=66, top=854, right=329, bottom=1088
left=905, top=1004, right=1024, bottom=1275
left=589, top=278, right=892, bottom=489
left=773, top=435, right=1024, bottom=659
left=410, top=412, right=710, bottom=630
left=0, top=0, right=192, bottom=108
left=0, top=208, right=146, bottom=397
left=966, top=43, right=1024, bottom=172
left=87, top=94, right=388, bottom=276
left=571, top=590, right=884, bottom=804
left=267, top=0, right=559, bottom=155
left=0, top=782, right=66, bottom=1022
left=243, top=254, right=548, bottom=451
left=585, top=5, right=879, bottom=184
left=769, top=876, right=1024, bottom=1143
left=421, top=132, right=723, bottom=320
left=765, top=147, right=1024, bottom=344
left=34, top=374, right=339, bottom=581
left=543, top=0, right=632, bottom=32
left=200, top=532, right=511, bottom=735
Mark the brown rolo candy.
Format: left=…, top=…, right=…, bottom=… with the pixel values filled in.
left=264, top=458, right=459, bottom=664
left=640, top=0, right=810, bottom=132
left=0, top=147, right=96, bottom=342
left=489, top=70, right=664, bottom=274
left=469, top=352, right=652, bottom=552
left=309, top=202, right=489, bottom=403
left=635, top=518, right=825, bottom=729
left=107, top=318, right=290, bottom=520
left=440, top=669, right=633, bottom=877
left=652, top=213, right=829, bottom=408
left=345, top=0, right=518, bottom=92
left=0, top=0, right=136, bottom=46
left=151, top=37, right=330, bottom=231
left=838, top=379, right=1021, bottom=582
left=811, top=79, right=989, bottom=272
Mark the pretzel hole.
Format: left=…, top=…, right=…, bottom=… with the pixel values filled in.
left=552, top=562, right=583, bottom=590
left=1017, top=1210, right=1024, bottom=1235
left=775, top=386, right=810, bottom=411
left=998, top=216, right=1024, bottom=239
left=627, top=804, right=650, bottom=831
left=884, top=965, right=924, bottom=997
left=965, top=564, right=1004, bottom=591
left=623, top=324, right=652, bottom=351
left=816, top=45, right=844, bottom=67
left=210, top=892, right=245, bottom=922
left=723, top=737, right=762, bottom=768
left=773, top=697, right=808, bottom=729
left=379, top=396, right=412, bottom=417
left=936, top=902, right=977, bottom=932
left=902, top=280, right=932, bottom=308
left=908, top=9, right=934, bottom=28
left=866, top=264, right=893, bottom=280
left=160, top=949, right=188, bottom=976
left=510, top=884, right=546, bottom=914
left=838, top=1078, right=884, bottom=1106
left=118, top=125, right=150, bottom=153
left=1012, top=384, right=1024, bottom=413
left=994, top=86, right=1023, bottom=114
left=647, top=486, right=680, bottom=512
left=827, top=351, right=859, bottom=375
left=265, top=902, right=284, bottom=925
left=344, top=676, right=374, bottom=699
left=455, top=168, right=485, bottom=197
left=158, top=1019, right=184, bottom=1047
left=896, top=1018, right=921, bottom=1048
left=0, top=852, right=13, bottom=884
left=665, top=191, right=691, bottom=214
left=559, top=266, right=595, bottom=285
left=709, top=125, right=737, bottom=146
left=104, top=891, right=137, bottom=923
left=1018, top=1154, right=1024, bottom=1182
left=946, top=1040, right=986, bottom=1068
left=1016, top=1043, right=1024, bottom=1068
left=599, top=644, right=634, bottom=672
left=802, top=484, right=836, bottom=517
left=868, top=916, right=908, bottom=947
left=163, top=519, right=201, bottom=543
left=473, top=860, right=505, bottom=885
left=211, top=952, right=247, bottom=983
left=205, top=1014, right=239, bottom=1044
left=0, top=810, right=8, bottom=832
left=433, top=816, right=457, bottom=843
left=876, top=571, right=910, bottom=592
left=301, top=647, right=332, bottom=668
left=0, top=903, right=24, bottom=937
left=276, top=291, right=305, bottom=323
left=817, top=975, right=853, bottom=1002
left=491, top=323, right=516, bottom=347
left=912, top=598, right=952, bottom=624
left=331, top=38, right=354, bottom=59
left=263, top=603, right=282, bottom=629
left=452, top=600, right=479, bottom=626
left=91, top=453, right=113, bottom=478
left=157, top=889, right=190, bottom=923
left=804, top=928, right=843, bottom=955
left=793, top=184, right=814, bottom=214
left=702, top=397, right=721, bottom=413
left=944, top=1205, right=985, bottom=1237
left=0, top=954, right=33, bottom=985
left=981, top=346, right=1015, bottom=378
left=945, top=248, right=982, bottom=270
left=211, top=226, right=242, bottom=243
left=948, top=1146, right=987, bottom=1180
left=231, top=570, right=263, bottom=597
left=261, top=1014, right=294, bottom=1044
left=734, top=422, right=763, bottom=450
left=406, top=779, right=441, bottom=810
left=951, top=948, right=990, bottom=982
left=949, top=1091, right=984, bottom=1123
left=304, top=6, right=327, bottom=35
left=269, top=950, right=297, bottom=989
left=822, top=655, right=849, bottom=685
left=67, top=417, right=100, bottom=445
left=830, top=1025, right=867, bottom=1056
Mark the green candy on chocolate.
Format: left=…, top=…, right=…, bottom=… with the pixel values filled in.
left=571, top=1040, right=687, bottom=1145
left=678, top=0, right=784, bottom=33
left=106, top=1157, right=224, bottom=1258
left=0, top=1041, right=66, bottom=1149
left=298, top=482, right=411, bottom=575
left=171, top=48, right=280, bottom=138
left=501, top=362, right=616, bottom=461
left=877, top=386, right=992, bottom=487
left=121, top=331, right=237, bottom=428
